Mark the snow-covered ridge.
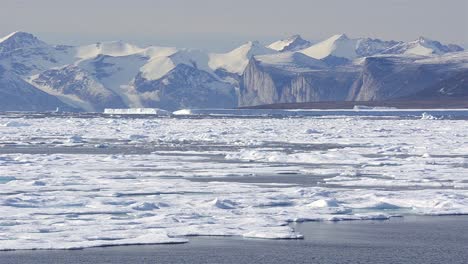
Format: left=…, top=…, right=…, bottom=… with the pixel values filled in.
left=382, top=36, right=464, bottom=56
left=0, top=31, right=22, bottom=43
left=255, top=52, right=325, bottom=72
left=76, top=41, right=145, bottom=59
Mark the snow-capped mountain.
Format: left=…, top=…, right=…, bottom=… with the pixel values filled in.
left=267, top=35, right=312, bottom=52
left=0, top=31, right=75, bottom=76
left=0, top=31, right=465, bottom=111
left=299, top=34, right=405, bottom=59
left=300, top=34, right=358, bottom=59
left=76, top=41, right=146, bottom=60
left=0, top=31, right=49, bottom=53
left=355, top=38, right=401, bottom=57
left=382, top=37, right=464, bottom=56
left=209, top=41, right=276, bottom=74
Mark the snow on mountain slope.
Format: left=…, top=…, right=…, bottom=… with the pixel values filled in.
left=255, top=52, right=326, bottom=72
left=141, top=46, right=178, bottom=58
left=268, top=35, right=312, bottom=52
left=0, top=32, right=75, bottom=76
left=32, top=65, right=126, bottom=111
left=76, top=41, right=145, bottom=60
left=0, top=31, right=49, bottom=53
left=300, top=34, right=358, bottom=60
left=0, top=65, right=74, bottom=111
left=382, top=37, right=464, bottom=56
left=209, top=41, right=276, bottom=74
left=134, top=63, right=237, bottom=110
left=355, top=38, right=401, bottom=57
left=140, top=49, right=213, bottom=81
left=77, top=54, right=150, bottom=107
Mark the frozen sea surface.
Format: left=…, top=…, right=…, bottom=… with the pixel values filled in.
left=0, top=112, right=467, bottom=250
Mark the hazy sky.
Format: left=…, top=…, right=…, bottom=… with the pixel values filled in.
left=1, top=0, right=467, bottom=51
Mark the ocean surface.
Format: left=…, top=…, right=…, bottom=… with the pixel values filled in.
left=2, top=216, right=468, bottom=264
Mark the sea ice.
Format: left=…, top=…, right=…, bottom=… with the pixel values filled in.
left=0, top=113, right=467, bottom=250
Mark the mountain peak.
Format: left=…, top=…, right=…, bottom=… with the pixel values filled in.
left=331, top=33, right=350, bottom=41
left=300, top=34, right=357, bottom=59
left=268, top=34, right=312, bottom=52
left=76, top=41, right=144, bottom=59
left=0, top=31, right=41, bottom=43
left=244, top=40, right=262, bottom=47
left=0, top=31, right=47, bottom=52
left=286, top=34, right=304, bottom=42
left=416, top=36, right=433, bottom=44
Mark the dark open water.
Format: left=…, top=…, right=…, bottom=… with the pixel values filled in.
left=1, top=216, right=467, bottom=264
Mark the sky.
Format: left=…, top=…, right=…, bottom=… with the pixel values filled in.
left=0, top=0, right=467, bottom=51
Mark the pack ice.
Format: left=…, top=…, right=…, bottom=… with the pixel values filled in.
left=0, top=113, right=467, bottom=250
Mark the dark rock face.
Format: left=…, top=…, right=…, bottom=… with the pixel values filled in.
left=347, top=56, right=468, bottom=101
left=33, top=66, right=126, bottom=111
left=0, top=66, right=74, bottom=111
left=355, top=38, right=401, bottom=57
left=240, top=53, right=468, bottom=107
left=133, top=64, right=237, bottom=110
left=405, top=71, right=468, bottom=99
left=0, top=32, right=47, bottom=54
left=277, top=35, right=312, bottom=52
left=239, top=58, right=358, bottom=106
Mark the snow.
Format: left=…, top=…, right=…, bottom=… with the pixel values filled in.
left=382, top=37, right=462, bottom=56
left=267, top=35, right=311, bottom=52
left=76, top=41, right=145, bottom=59
left=209, top=41, right=276, bottom=74
left=300, top=34, right=358, bottom=59
left=140, top=49, right=212, bottom=81
left=405, top=44, right=436, bottom=56
left=142, top=46, right=178, bottom=58
left=0, top=31, right=21, bottom=43
left=255, top=52, right=325, bottom=72
left=77, top=54, right=149, bottom=107
left=1, top=112, right=468, bottom=250
left=268, top=36, right=296, bottom=51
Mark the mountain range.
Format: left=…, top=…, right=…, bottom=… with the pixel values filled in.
left=0, top=31, right=466, bottom=111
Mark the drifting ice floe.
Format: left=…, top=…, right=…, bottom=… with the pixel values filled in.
left=0, top=113, right=467, bottom=250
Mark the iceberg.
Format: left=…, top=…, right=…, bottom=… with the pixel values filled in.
left=103, top=108, right=170, bottom=116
